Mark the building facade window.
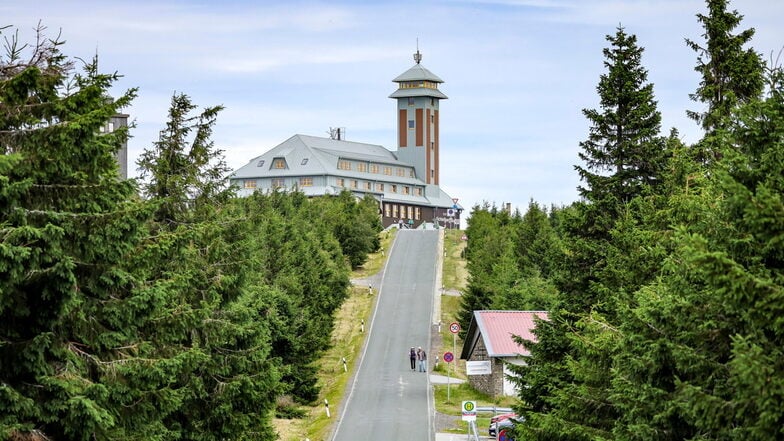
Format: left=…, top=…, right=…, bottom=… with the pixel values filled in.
left=299, top=177, right=313, bottom=187
left=358, top=163, right=368, bottom=172
left=243, top=180, right=257, bottom=189
left=336, top=178, right=345, bottom=187
left=392, top=204, right=398, bottom=218
left=391, top=184, right=397, bottom=193
left=415, top=207, right=421, bottom=220
left=363, top=181, right=371, bottom=190
left=384, top=203, right=391, bottom=217
left=272, top=178, right=284, bottom=188
left=351, top=180, right=358, bottom=189
left=415, top=187, right=423, bottom=196
left=338, top=160, right=351, bottom=170
left=384, top=166, right=392, bottom=175
left=408, top=97, right=415, bottom=106
left=396, top=168, right=405, bottom=177
left=273, top=158, right=286, bottom=169
left=370, top=164, right=379, bottom=174
left=408, top=120, right=415, bottom=129
left=403, top=186, right=410, bottom=195
left=409, top=169, right=415, bottom=177
left=375, top=183, right=384, bottom=192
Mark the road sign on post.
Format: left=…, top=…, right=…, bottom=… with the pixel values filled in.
left=462, top=400, right=477, bottom=421
left=443, top=352, right=454, bottom=363
left=449, top=322, right=460, bottom=334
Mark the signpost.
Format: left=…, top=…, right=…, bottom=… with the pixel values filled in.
left=445, top=322, right=461, bottom=402
left=443, top=351, right=454, bottom=401
left=461, top=400, right=477, bottom=422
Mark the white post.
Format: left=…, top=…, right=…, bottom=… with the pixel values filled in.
left=324, top=399, right=330, bottom=418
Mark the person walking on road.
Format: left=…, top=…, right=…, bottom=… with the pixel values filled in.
left=418, top=347, right=427, bottom=372
left=409, top=347, right=417, bottom=371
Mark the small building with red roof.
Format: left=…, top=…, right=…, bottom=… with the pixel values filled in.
left=459, top=310, right=548, bottom=397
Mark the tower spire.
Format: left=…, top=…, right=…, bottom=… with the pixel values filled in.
left=414, top=39, right=422, bottom=64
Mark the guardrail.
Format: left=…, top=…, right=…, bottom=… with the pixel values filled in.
left=476, top=406, right=513, bottom=414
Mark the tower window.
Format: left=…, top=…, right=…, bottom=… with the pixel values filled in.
left=408, top=120, right=415, bottom=129
left=408, top=97, right=415, bottom=106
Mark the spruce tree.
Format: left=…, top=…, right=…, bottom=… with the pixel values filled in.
left=516, top=26, right=669, bottom=440
left=686, top=0, right=764, bottom=133
left=576, top=26, right=666, bottom=211
left=135, top=93, right=282, bottom=440
left=0, top=26, right=156, bottom=439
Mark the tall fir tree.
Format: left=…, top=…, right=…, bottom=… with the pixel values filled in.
left=0, top=26, right=159, bottom=440
left=516, top=26, right=670, bottom=440
left=134, top=93, right=280, bottom=440
left=576, top=26, right=666, bottom=212
left=686, top=0, right=764, bottom=134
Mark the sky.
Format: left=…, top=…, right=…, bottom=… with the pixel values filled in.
left=4, top=0, right=784, bottom=220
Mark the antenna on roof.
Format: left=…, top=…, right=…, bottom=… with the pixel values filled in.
left=414, top=38, right=422, bottom=64
left=328, top=127, right=346, bottom=140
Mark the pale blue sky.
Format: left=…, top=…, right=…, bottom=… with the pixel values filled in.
left=4, top=0, right=783, bottom=216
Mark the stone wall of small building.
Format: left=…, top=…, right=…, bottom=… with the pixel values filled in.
left=465, top=336, right=504, bottom=397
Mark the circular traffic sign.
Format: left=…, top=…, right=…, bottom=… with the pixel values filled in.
left=443, top=352, right=454, bottom=363
left=449, top=322, right=461, bottom=334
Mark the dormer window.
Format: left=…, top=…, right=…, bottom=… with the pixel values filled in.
left=273, top=158, right=287, bottom=169
left=257, top=160, right=265, bottom=167
left=301, top=158, right=309, bottom=165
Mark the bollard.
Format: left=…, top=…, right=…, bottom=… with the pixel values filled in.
left=324, top=399, right=330, bottom=418
left=360, top=319, right=364, bottom=333
left=342, top=357, right=347, bottom=372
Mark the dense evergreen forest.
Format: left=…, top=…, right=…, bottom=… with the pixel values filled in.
left=0, top=25, right=381, bottom=440
left=459, top=1, right=783, bottom=440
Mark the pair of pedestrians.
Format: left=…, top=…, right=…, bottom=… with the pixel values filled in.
left=408, top=346, right=428, bottom=372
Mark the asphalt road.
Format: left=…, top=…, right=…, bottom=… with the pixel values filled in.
left=332, top=229, right=439, bottom=441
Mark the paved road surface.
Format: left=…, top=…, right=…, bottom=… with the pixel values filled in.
left=332, top=230, right=439, bottom=441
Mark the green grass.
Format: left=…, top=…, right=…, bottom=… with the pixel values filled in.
left=442, top=229, right=467, bottom=292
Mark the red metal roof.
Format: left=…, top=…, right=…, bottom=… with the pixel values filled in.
left=475, top=311, right=548, bottom=357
